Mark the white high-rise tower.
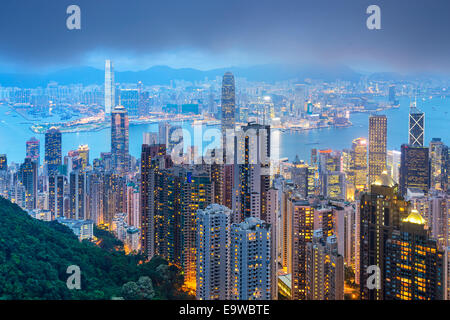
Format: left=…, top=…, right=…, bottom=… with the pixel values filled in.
left=104, top=60, right=115, bottom=114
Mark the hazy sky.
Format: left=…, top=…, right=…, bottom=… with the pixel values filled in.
left=0, top=0, right=449, bottom=73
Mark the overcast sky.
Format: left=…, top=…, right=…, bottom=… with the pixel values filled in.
left=0, top=0, right=449, bottom=73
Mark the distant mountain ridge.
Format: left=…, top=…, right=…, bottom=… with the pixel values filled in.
left=0, top=64, right=362, bottom=88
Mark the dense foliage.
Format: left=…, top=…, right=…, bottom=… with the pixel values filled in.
left=0, top=197, right=192, bottom=300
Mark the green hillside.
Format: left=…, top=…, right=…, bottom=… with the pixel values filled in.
left=0, top=197, right=191, bottom=300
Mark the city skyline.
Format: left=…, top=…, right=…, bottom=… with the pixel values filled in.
left=1, top=1, right=450, bottom=304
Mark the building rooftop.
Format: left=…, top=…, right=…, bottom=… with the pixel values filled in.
left=373, top=170, right=395, bottom=187
left=403, top=209, right=426, bottom=225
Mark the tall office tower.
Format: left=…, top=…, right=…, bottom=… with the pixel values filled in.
left=306, top=230, right=344, bottom=300
left=158, top=121, right=170, bottom=147
left=409, top=103, right=425, bottom=147
left=196, top=204, right=231, bottom=300
left=104, top=59, right=115, bottom=114
left=289, top=160, right=315, bottom=199
left=220, top=73, right=236, bottom=212
left=140, top=143, right=166, bottom=259
left=48, top=175, right=66, bottom=218
left=45, top=127, right=62, bottom=176
left=323, top=172, right=346, bottom=200
left=399, top=144, right=430, bottom=196
left=350, top=138, right=367, bottom=191
left=430, top=138, right=449, bottom=191
left=388, top=84, right=396, bottom=104
left=318, top=149, right=341, bottom=197
left=77, top=145, right=89, bottom=170
left=221, top=72, right=236, bottom=135
left=294, top=84, right=306, bottom=117
left=290, top=200, right=314, bottom=300
left=26, top=137, right=40, bottom=165
left=368, top=115, right=387, bottom=185
left=235, top=123, right=271, bottom=222
left=387, top=150, right=401, bottom=183
left=0, top=154, right=7, bottom=171
left=69, top=171, right=86, bottom=220
left=143, top=132, right=157, bottom=146
left=120, top=88, right=139, bottom=117
left=111, top=105, right=130, bottom=173
left=311, top=148, right=318, bottom=168
left=359, top=171, right=409, bottom=300
left=385, top=209, right=444, bottom=300
left=19, top=157, right=37, bottom=210
left=230, top=217, right=271, bottom=300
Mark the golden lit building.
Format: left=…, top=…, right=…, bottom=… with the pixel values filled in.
left=350, top=138, right=368, bottom=191
left=385, top=209, right=444, bottom=300
left=368, top=115, right=387, bottom=185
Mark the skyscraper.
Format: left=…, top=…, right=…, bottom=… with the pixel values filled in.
left=26, top=137, right=40, bottom=165
left=77, top=144, right=89, bottom=171
left=399, top=144, right=430, bottom=196
left=359, top=171, right=409, bottom=300
left=388, top=85, right=396, bottom=104
left=0, top=154, right=7, bottom=171
left=104, top=59, right=115, bottom=114
left=221, top=72, right=236, bottom=134
left=350, top=138, right=367, bottom=191
left=290, top=200, right=314, bottom=300
left=385, top=209, right=444, bottom=300
left=140, top=143, right=166, bottom=258
left=69, top=170, right=86, bottom=220
left=48, top=175, right=66, bottom=218
left=45, top=127, right=62, bottom=176
left=235, top=123, right=271, bottom=222
left=19, top=157, right=37, bottom=210
left=230, top=217, right=271, bottom=300
left=306, top=231, right=344, bottom=300
left=429, top=138, right=448, bottom=191
left=196, top=204, right=231, bottom=300
left=221, top=72, right=236, bottom=215
left=409, top=103, right=425, bottom=147
left=180, top=169, right=213, bottom=289
left=368, top=115, right=387, bottom=185
left=111, top=105, right=129, bottom=173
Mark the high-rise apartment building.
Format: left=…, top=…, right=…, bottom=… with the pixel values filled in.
left=306, top=230, right=344, bottom=300
left=430, top=138, right=448, bottom=191
left=290, top=200, right=314, bottom=300
left=196, top=204, right=231, bottom=300
left=230, top=217, right=271, bottom=300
